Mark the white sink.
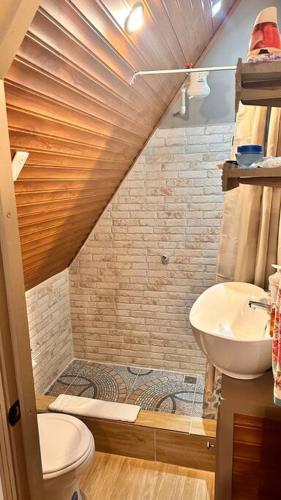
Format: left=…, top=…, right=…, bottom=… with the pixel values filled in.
left=189, top=282, right=272, bottom=380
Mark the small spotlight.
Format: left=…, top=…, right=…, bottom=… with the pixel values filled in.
left=125, top=2, right=144, bottom=34
left=212, top=0, right=222, bottom=17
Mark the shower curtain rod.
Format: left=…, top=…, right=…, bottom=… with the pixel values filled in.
left=129, top=65, right=236, bottom=85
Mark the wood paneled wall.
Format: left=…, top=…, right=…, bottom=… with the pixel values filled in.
left=5, top=0, right=237, bottom=289
left=233, top=414, right=281, bottom=500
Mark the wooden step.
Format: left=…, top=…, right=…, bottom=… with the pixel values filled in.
left=37, top=394, right=216, bottom=471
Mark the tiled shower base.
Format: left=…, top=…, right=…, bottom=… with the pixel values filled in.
left=47, top=359, right=220, bottom=419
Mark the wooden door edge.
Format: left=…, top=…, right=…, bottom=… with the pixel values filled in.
left=0, top=80, right=43, bottom=499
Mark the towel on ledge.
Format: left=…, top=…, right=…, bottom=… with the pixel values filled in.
left=49, top=394, right=141, bottom=422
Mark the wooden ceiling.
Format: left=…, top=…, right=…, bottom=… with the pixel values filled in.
left=5, top=0, right=237, bottom=289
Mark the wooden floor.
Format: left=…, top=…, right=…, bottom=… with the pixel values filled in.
left=80, top=452, right=215, bottom=500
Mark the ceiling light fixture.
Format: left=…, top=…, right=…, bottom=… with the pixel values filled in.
left=212, top=0, right=222, bottom=17
left=125, top=2, right=144, bottom=34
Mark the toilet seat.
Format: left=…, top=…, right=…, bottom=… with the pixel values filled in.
left=38, top=413, right=94, bottom=479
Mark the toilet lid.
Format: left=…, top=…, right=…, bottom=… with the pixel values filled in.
left=38, top=413, right=92, bottom=475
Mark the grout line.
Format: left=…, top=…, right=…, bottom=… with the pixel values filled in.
left=43, top=356, right=75, bottom=394
left=46, top=358, right=88, bottom=396
left=72, top=357, right=203, bottom=378
left=124, top=369, right=141, bottom=403
left=64, top=359, right=90, bottom=395
left=64, top=358, right=111, bottom=396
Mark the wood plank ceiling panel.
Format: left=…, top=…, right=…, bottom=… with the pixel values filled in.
left=5, top=0, right=237, bottom=289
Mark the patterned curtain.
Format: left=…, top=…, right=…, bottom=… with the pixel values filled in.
left=271, top=271, right=281, bottom=405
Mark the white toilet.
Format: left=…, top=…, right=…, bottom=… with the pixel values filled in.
left=38, top=413, right=95, bottom=500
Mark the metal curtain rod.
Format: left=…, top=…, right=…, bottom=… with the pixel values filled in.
left=129, top=65, right=236, bottom=85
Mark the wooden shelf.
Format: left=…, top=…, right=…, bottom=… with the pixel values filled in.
left=235, top=58, right=281, bottom=112
left=221, top=161, right=281, bottom=191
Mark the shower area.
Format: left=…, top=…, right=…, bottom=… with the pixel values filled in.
left=18, top=0, right=247, bottom=428
left=43, top=102, right=234, bottom=420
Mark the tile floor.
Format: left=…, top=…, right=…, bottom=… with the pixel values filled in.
left=47, top=360, right=207, bottom=418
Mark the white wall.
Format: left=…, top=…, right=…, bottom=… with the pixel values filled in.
left=69, top=123, right=234, bottom=374
left=161, top=0, right=281, bottom=128
left=26, top=269, right=73, bottom=393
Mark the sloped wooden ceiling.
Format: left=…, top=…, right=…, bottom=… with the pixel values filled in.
left=5, top=0, right=237, bottom=289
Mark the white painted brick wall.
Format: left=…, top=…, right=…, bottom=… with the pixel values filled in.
left=69, top=123, right=234, bottom=374
left=26, top=269, right=73, bottom=393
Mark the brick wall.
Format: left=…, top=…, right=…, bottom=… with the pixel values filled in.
left=69, top=124, right=234, bottom=374
left=26, top=269, right=73, bottom=393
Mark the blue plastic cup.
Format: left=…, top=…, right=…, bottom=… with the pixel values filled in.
left=236, top=144, right=264, bottom=168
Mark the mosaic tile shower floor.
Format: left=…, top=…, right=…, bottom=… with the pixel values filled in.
left=47, top=360, right=219, bottom=419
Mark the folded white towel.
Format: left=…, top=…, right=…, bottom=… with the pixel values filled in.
left=49, top=394, right=141, bottom=423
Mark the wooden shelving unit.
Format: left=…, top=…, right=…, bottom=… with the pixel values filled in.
left=235, top=57, right=281, bottom=112
left=229, top=58, right=281, bottom=192
left=221, top=162, right=281, bottom=191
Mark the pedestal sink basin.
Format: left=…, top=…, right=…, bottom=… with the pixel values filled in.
left=189, top=282, right=272, bottom=380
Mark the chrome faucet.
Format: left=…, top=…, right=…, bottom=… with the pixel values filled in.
left=248, top=299, right=270, bottom=312
left=249, top=298, right=271, bottom=338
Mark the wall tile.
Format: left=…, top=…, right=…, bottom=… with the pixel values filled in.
left=26, top=269, right=73, bottom=393
left=69, top=124, right=233, bottom=374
